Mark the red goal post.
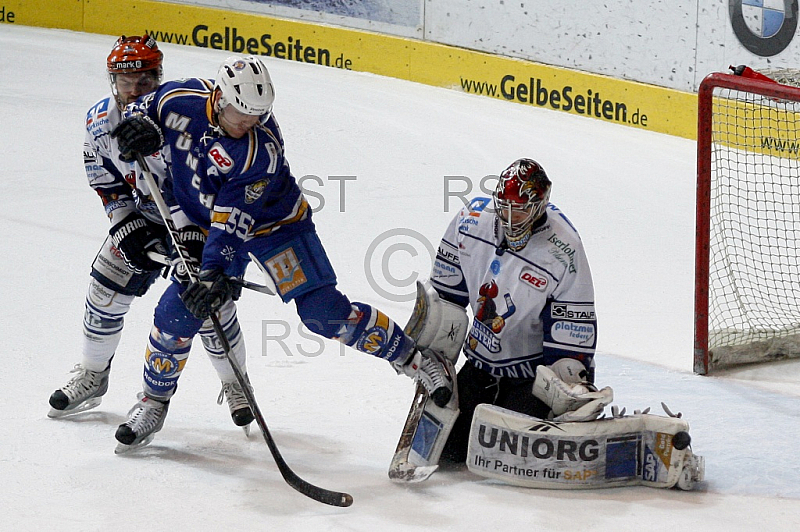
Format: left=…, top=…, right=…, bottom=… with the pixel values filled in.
left=695, top=71, right=800, bottom=374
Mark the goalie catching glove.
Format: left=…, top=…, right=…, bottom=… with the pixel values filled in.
left=109, top=212, right=167, bottom=273
left=533, top=358, right=613, bottom=422
left=181, top=268, right=238, bottom=319
left=111, top=114, right=164, bottom=162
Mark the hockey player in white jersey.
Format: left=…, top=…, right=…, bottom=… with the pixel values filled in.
left=47, top=36, right=254, bottom=431
left=432, top=158, right=602, bottom=463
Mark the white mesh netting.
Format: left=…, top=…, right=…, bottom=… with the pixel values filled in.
left=707, top=79, right=800, bottom=369
left=758, top=68, right=800, bottom=87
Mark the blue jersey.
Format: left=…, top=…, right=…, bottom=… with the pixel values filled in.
left=130, top=78, right=308, bottom=271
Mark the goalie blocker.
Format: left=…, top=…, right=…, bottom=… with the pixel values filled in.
left=467, top=404, right=705, bottom=490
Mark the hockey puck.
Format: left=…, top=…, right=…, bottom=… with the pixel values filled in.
left=672, top=431, right=691, bottom=450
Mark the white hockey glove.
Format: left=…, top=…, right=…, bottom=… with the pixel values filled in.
left=533, top=359, right=613, bottom=422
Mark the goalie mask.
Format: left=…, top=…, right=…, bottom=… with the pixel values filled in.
left=107, top=35, right=163, bottom=109
left=493, top=158, right=551, bottom=251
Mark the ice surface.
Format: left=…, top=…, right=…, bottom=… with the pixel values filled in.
left=1, top=24, right=798, bottom=531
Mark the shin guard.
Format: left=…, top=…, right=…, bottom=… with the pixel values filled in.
left=142, top=325, right=192, bottom=400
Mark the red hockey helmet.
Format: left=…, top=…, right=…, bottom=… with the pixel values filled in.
left=107, top=35, right=163, bottom=76
left=493, top=158, right=551, bottom=250
left=107, top=35, right=163, bottom=108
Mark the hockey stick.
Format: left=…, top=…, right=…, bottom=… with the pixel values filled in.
left=135, top=153, right=353, bottom=507
left=146, top=251, right=276, bottom=295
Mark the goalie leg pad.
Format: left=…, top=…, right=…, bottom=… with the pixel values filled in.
left=387, top=281, right=469, bottom=482
left=466, top=404, right=704, bottom=490
left=404, top=280, right=468, bottom=363
left=388, top=369, right=460, bottom=483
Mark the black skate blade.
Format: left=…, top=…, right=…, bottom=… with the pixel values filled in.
left=47, top=397, right=102, bottom=419
left=114, top=434, right=155, bottom=454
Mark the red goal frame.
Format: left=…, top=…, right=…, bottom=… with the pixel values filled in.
left=695, top=72, right=800, bottom=374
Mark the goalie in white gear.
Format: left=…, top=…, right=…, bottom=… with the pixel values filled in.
left=430, top=158, right=604, bottom=463
left=47, top=36, right=254, bottom=432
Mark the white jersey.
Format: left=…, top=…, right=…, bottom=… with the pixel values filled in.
left=431, top=197, right=597, bottom=379
left=83, top=94, right=168, bottom=226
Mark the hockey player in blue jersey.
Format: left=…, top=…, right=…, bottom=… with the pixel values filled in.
left=109, top=55, right=453, bottom=449
left=47, top=36, right=255, bottom=432
left=428, top=159, right=606, bottom=463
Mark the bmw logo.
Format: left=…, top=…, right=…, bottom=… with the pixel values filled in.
left=730, top=0, right=799, bottom=56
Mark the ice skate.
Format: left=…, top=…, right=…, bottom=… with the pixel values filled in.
left=48, top=364, right=110, bottom=418
left=392, top=348, right=455, bottom=408
left=114, top=392, right=169, bottom=453
left=218, top=378, right=254, bottom=436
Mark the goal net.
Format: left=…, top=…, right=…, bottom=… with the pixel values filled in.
left=695, top=70, right=800, bottom=374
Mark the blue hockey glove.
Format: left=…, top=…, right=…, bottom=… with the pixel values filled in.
left=111, top=114, right=164, bottom=162
left=170, top=226, right=206, bottom=286
left=109, top=212, right=167, bottom=273
left=181, top=268, right=235, bottom=319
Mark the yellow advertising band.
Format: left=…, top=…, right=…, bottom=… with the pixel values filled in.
left=3, top=0, right=697, bottom=139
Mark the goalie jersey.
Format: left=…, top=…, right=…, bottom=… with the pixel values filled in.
left=127, top=78, right=306, bottom=272
left=431, top=197, right=597, bottom=379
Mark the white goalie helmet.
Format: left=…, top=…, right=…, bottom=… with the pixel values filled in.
left=214, top=55, right=275, bottom=117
